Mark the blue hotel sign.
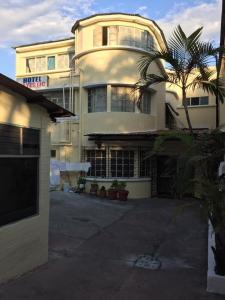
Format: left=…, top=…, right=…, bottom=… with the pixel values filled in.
left=17, top=76, right=48, bottom=89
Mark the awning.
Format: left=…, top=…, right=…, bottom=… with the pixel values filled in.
left=85, top=130, right=168, bottom=142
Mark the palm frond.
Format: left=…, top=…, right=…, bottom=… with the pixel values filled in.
left=187, top=27, right=203, bottom=50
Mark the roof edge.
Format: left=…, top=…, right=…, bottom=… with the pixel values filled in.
left=71, top=13, right=167, bottom=48
left=13, top=37, right=74, bottom=49
left=0, top=73, right=74, bottom=121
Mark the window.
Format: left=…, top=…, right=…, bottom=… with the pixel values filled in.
left=93, top=25, right=154, bottom=51
left=47, top=56, right=55, bottom=70
left=36, top=56, right=46, bottom=72
left=139, top=92, right=151, bottom=114
left=186, top=96, right=209, bottom=106
left=58, top=54, right=69, bottom=69
left=51, top=150, right=56, bottom=158
left=118, top=26, right=134, bottom=46
left=43, top=90, right=70, bottom=111
left=26, top=58, right=35, bottom=73
left=139, top=151, right=151, bottom=177
left=26, top=53, right=72, bottom=73
left=110, top=150, right=134, bottom=178
left=88, top=87, right=107, bottom=112
left=0, top=124, right=39, bottom=226
left=86, top=150, right=106, bottom=177
left=69, top=53, right=75, bottom=70
left=102, top=27, right=108, bottom=45
left=111, top=86, right=135, bottom=112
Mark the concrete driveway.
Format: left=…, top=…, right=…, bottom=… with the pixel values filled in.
left=0, top=192, right=224, bottom=300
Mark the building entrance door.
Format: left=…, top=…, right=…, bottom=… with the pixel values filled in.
left=157, top=155, right=177, bottom=197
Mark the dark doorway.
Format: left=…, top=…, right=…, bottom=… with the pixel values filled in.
left=157, top=155, right=177, bottom=197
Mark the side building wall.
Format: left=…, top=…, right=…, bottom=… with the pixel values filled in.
left=0, top=87, right=50, bottom=282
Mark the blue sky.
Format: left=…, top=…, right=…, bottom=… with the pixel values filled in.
left=0, top=0, right=222, bottom=79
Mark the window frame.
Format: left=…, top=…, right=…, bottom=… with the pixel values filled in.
left=88, top=86, right=107, bottom=113
left=93, top=25, right=154, bottom=51
left=139, top=150, right=151, bottom=177
left=26, top=57, right=35, bottom=73
left=0, top=123, right=40, bottom=227
left=111, top=86, right=135, bottom=112
left=86, top=149, right=106, bottom=177
left=47, top=56, right=56, bottom=71
left=139, top=91, right=151, bottom=114
left=186, top=96, right=209, bottom=106
left=110, top=150, right=134, bottom=178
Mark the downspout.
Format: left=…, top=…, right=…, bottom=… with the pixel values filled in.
left=78, top=67, right=84, bottom=162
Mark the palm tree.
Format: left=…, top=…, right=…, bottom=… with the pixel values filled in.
left=137, top=25, right=225, bottom=134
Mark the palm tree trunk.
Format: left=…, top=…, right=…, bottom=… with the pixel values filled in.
left=216, top=55, right=220, bottom=128
left=182, top=87, right=194, bottom=135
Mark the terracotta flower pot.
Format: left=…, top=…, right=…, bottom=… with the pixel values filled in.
left=90, top=184, right=98, bottom=195
left=118, top=190, right=129, bottom=201
left=99, top=190, right=107, bottom=198
left=108, top=189, right=118, bottom=200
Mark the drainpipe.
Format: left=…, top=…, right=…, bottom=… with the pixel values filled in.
left=78, top=67, right=84, bottom=162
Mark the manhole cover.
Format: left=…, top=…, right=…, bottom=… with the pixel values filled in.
left=135, top=255, right=161, bottom=270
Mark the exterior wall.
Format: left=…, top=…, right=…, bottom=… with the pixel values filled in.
left=15, top=39, right=78, bottom=162
left=0, top=86, right=50, bottom=282
left=14, top=14, right=167, bottom=199
left=177, top=106, right=216, bottom=129
left=166, top=69, right=217, bottom=129
left=76, top=29, right=166, bottom=151
left=16, top=39, right=74, bottom=78
left=85, top=178, right=151, bottom=199
left=50, top=121, right=80, bottom=162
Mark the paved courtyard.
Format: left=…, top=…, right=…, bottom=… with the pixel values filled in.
left=0, top=191, right=224, bottom=300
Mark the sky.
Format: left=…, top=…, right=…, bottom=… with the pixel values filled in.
left=0, top=0, right=222, bottom=79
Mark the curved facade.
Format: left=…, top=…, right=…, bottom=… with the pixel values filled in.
left=73, top=14, right=167, bottom=198
left=15, top=13, right=168, bottom=198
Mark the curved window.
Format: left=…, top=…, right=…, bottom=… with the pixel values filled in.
left=111, top=86, right=135, bottom=112
left=93, top=25, right=154, bottom=51
left=139, top=92, right=151, bottom=114
left=88, top=87, right=107, bottom=112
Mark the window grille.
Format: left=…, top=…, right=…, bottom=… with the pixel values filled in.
left=86, top=150, right=106, bottom=177
left=110, top=150, right=134, bottom=177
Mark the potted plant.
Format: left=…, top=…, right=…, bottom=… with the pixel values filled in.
left=99, top=186, right=106, bottom=198
left=108, top=180, right=119, bottom=200
left=118, top=181, right=129, bottom=201
left=90, top=180, right=98, bottom=195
